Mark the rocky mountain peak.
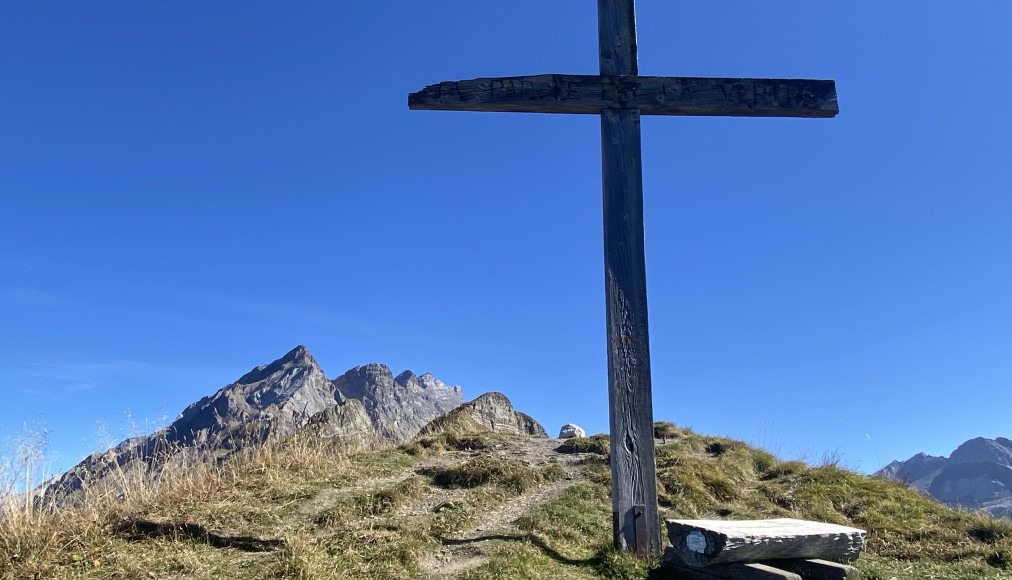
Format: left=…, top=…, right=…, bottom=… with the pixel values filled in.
left=950, top=437, right=1012, bottom=468
left=43, top=347, right=556, bottom=507
left=234, top=345, right=315, bottom=384
left=361, top=362, right=393, bottom=376
left=877, top=435, right=1012, bottom=519
left=170, top=345, right=339, bottom=446
left=417, top=372, right=463, bottom=396
left=45, top=346, right=376, bottom=504
left=395, top=370, right=417, bottom=385
left=332, top=363, right=465, bottom=441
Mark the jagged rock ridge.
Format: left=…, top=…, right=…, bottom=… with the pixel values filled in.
left=418, top=392, right=547, bottom=438
left=332, top=364, right=464, bottom=442
left=876, top=437, right=1012, bottom=518
left=44, top=345, right=465, bottom=503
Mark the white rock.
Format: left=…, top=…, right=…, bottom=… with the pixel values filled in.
left=558, top=424, right=586, bottom=439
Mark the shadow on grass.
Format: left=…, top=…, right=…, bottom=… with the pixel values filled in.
left=437, top=532, right=599, bottom=567
left=439, top=533, right=690, bottom=578
left=113, top=518, right=286, bottom=552
left=646, top=565, right=691, bottom=579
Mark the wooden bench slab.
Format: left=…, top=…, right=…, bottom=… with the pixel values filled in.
left=665, top=518, right=866, bottom=568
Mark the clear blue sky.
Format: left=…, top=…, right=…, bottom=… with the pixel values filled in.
left=2, top=1, right=1010, bottom=476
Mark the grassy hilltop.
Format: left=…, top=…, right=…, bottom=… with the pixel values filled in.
left=2, top=423, right=1012, bottom=580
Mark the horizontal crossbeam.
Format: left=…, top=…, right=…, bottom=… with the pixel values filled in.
left=409, top=74, right=838, bottom=118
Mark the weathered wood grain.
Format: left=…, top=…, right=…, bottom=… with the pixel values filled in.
left=598, top=0, right=637, bottom=77
left=597, top=0, right=660, bottom=558
left=665, top=519, right=866, bottom=568
left=408, top=75, right=838, bottom=118
left=601, top=107, right=660, bottom=556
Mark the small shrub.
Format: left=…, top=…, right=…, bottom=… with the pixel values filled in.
left=355, top=489, right=399, bottom=516
left=969, top=517, right=1012, bottom=544
left=750, top=449, right=779, bottom=475
left=988, top=550, right=1012, bottom=570
left=415, top=433, right=492, bottom=453
left=399, top=442, right=422, bottom=456
left=653, top=421, right=678, bottom=441
left=758, top=460, right=806, bottom=481
left=705, top=441, right=730, bottom=456
left=557, top=435, right=610, bottom=456
left=703, top=437, right=749, bottom=457
left=450, top=435, right=493, bottom=452
left=541, top=461, right=565, bottom=482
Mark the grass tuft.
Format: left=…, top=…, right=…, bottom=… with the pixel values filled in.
left=5, top=421, right=1012, bottom=579
left=426, top=455, right=544, bottom=493
left=415, top=432, right=495, bottom=453
left=557, top=435, right=610, bottom=456
left=653, top=421, right=678, bottom=441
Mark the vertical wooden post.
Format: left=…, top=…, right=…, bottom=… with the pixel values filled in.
left=598, top=0, right=660, bottom=557
left=411, top=0, right=836, bottom=560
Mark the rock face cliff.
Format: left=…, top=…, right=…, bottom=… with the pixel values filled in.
left=169, top=345, right=355, bottom=449
left=332, top=364, right=464, bottom=442
left=44, top=345, right=464, bottom=504
left=418, top=392, right=547, bottom=437
left=877, top=437, right=1012, bottom=518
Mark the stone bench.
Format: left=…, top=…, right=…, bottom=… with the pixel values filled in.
left=663, top=518, right=866, bottom=580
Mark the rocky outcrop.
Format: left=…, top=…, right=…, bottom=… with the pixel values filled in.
left=303, top=399, right=375, bottom=445
left=876, top=437, right=1012, bottom=517
left=981, top=498, right=1012, bottom=519
left=169, top=345, right=347, bottom=448
left=418, top=392, right=547, bottom=438
left=332, top=365, right=464, bottom=441
left=559, top=424, right=586, bottom=439
left=334, top=365, right=465, bottom=441
left=43, top=346, right=465, bottom=504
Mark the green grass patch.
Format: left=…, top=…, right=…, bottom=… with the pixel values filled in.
left=650, top=431, right=1012, bottom=579
left=314, top=476, right=429, bottom=527
left=425, top=455, right=556, bottom=493
left=348, top=445, right=419, bottom=476
left=653, top=421, right=679, bottom=440
left=557, top=435, right=610, bottom=456
left=9, top=420, right=1012, bottom=580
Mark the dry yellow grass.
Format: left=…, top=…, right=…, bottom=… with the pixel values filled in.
left=3, top=423, right=1012, bottom=580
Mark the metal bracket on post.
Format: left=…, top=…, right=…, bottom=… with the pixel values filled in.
left=634, top=505, right=647, bottom=559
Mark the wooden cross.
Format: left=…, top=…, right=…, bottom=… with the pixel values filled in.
left=409, top=0, right=837, bottom=557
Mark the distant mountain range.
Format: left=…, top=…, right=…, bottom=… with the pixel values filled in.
left=43, top=345, right=543, bottom=504
left=876, top=437, right=1012, bottom=518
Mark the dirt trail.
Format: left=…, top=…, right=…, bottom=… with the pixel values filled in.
left=288, top=435, right=595, bottom=578
left=416, top=437, right=592, bottom=579
left=294, top=457, right=447, bottom=520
